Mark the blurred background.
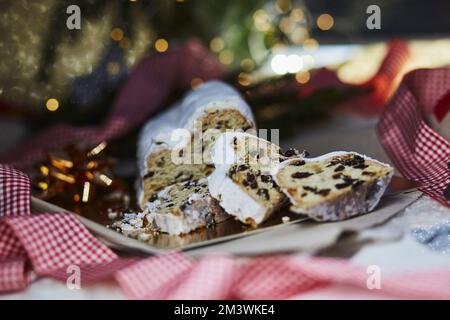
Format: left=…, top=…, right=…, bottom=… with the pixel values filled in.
left=1, top=0, right=450, bottom=119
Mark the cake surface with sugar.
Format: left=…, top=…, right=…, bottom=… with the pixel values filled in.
left=208, top=132, right=305, bottom=226
left=137, top=81, right=255, bottom=207
left=273, top=151, right=393, bottom=221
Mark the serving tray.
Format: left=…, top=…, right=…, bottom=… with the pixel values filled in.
left=30, top=176, right=419, bottom=256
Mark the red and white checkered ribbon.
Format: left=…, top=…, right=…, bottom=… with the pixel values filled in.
left=115, top=252, right=194, bottom=299
left=0, top=164, right=134, bottom=292
left=116, top=254, right=450, bottom=300
left=378, top=68, right=450, bottom=207
left=2, top=164, right=450, bottom=299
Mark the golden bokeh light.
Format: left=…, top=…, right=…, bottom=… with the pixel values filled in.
left=238, top=73, right=251, bottom=87
left=279, top=17, right=295, bottom=34
left=291, top=27, right=309, bottom=44
left=303, top=38, right=319, bottom=51
left=317, top=14, right=334, bottom=31
left=155, top=38, right=169, bottom=52
left=296, top=71, right=310, bottom=84
left=210, top=37, right=225, bottom=53
left=46, top=98, right=59, bottom=111
left=253, top=10, right=272, bottom=32
left=85, top=171, right=94, bottom=180
left=40, top=165, right=49, bottom=176
left=110, top=28, right=124, bottom=41
left=218, top=49, right=234, bottom=65
left=240, top=58, right=255, bottom=71
left=38, top=181, right=48, bottom=190
left=290, top=8, right=305, bottom=22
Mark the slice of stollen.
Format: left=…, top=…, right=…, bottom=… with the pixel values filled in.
left=272, top=151, right=393, bottom=221
left=144, top=178, right=228, bottom=235
left=208, top=132, right=305, bottom=226
left=112, top=178, right=228, bottom=237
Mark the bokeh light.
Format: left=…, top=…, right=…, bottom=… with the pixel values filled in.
left=238, top=72, right=252, bottom=86
left=253, top=9, right=272, bottom=32
left=210, top=37, right=225, bottom=53
left=218, top=49, right=234, bottom=65
left=46, top=98, right=59, bottom=111
left=296, top=71, right=310, bottom=84
left=110, top=28, right=124, bottom=41
left=317, top=14, right=334, bottom=31
left=240, top=58, right=255, bottom=71
left=303, top=38, right=319, bottom=51
left=155, top=38, right=169, bottom=52
left=271, top=54, right=303, bottom=75
left=290, top=8, right=305, bottom=22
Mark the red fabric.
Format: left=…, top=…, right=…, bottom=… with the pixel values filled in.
left=305, top=39, right=410, bottom=117
left=377, top=68, right=450, bottom=207
left=363, top=39, right=411, bottom=107
left=433, top=90, right=450, bottom=121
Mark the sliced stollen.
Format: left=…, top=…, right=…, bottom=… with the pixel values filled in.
left=208, top=132, right=305, bottom=226
left=272, top=151, right=394, bottom=221
left=137, top=80, right=255, bottom=208
left=145, top=178, right=229, bottom=235
left=112, top=179, right=228, bottom=237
